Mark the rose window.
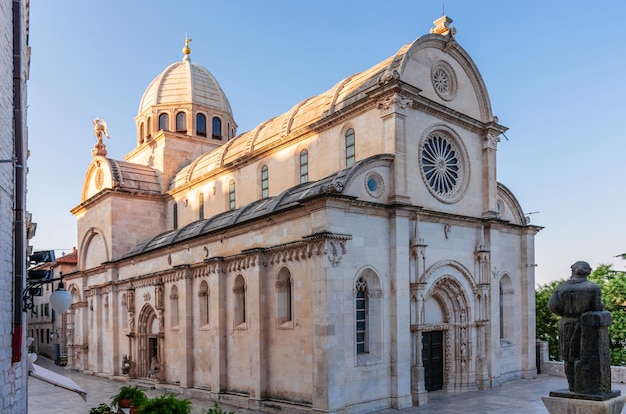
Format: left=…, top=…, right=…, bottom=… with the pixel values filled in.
left=421, top=132, right=462, bottom=197
left=433, top=68, right=449, bottom=95
left=431, top=61, right=456, bottom=101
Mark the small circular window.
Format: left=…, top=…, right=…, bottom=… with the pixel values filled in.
left=431, top=61, right=456, bottom=101
left=419, top=130, right=467, bottom=203
left=365, top=172, right=384, bottom=198
left=496, top=199, right=505, bottom=218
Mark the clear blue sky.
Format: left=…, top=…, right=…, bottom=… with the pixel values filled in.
left=27, top=1, right=626, bottom=286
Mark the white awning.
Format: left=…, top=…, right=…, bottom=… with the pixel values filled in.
left=28, top=361, right=87, bottom=401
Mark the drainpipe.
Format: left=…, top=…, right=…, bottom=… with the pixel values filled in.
left=12, top=0, right=25, bottom=363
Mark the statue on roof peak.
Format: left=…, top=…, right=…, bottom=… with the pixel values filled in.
left=92, top=118, right=109, bottom=157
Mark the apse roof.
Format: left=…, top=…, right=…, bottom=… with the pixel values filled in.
left=107, top=159, right=161, bottom=194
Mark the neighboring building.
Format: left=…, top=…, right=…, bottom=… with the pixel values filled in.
left=26, top=248, right=78, bottom=363
left=66, top=17, right=541, bottom=413
left=0, top=0, right=30, bottom=412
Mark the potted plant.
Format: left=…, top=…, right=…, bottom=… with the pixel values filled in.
left=111, top=385, right=147, bottom=412
left=137, top=393, right=191, bottom=414
left=88, top=403, right=112, bottom=414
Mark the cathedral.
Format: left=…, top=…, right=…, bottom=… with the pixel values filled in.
left=66, top=16, right=540, bottom=413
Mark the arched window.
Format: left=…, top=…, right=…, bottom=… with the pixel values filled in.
left=173, top=203, right=178, bottom=230
left=300, top=150, right=308, bottom=183
left=227, top=122, right=231, bottom=139
left=198, top=192, right=204, bottom=220
left=355, top=277, right=368, bottom=354
left=276, top=268, right=293, bottom=325
left=198, top=281, right=209, bottom=326
left=196, top=113, right=207, bottom=137
left=499, top=275, right=514, bottom=343
left=121, top=294, right=128, bottom=329
left=170, top=285, right=179, bottom=327
left=158, top=113, right=169, bottom=131
left=234, top=275, right=246, bottom=326
left=261, top=165, right=269, bottom=198
left=139, top=122, right=145, bottom=144
left=212, top=117, right=222, bottom=140
left=345, top=128, right=355, bottom=167
left=147, top=116, right=152, bottom=138
left=176, top=112, right=187, bottom=133
left=228, top=180, right=235, bottom=211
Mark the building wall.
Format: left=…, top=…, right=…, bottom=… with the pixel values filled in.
left=0, top=0, right=29, bottom=412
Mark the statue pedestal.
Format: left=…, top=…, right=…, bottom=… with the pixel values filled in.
left=542, top=394, right=626, bottom=414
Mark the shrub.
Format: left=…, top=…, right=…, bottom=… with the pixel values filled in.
left=88, top=403, right=111, bottom=414
left=137, top=393, right=191, bottom=414
left=201, top=402, right=235, bottom=414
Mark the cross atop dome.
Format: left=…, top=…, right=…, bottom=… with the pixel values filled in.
left=183, top=35, right=192, bottom=61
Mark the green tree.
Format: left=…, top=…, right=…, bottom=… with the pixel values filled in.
left=535, top=279, right=564, bottom=360
left=535, top=259, right=626, bottom=366
left=588, top=263, right=626, bottom=366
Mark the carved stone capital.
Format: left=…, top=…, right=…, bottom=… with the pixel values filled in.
left=377, top=94, right=413, bottom=116
left=483, top=130, right=501, bottom=150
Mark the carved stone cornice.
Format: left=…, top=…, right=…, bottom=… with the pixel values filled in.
left=226, top=252, right=265, bottom=273
left=204, top=258, right=225, bottom=275
left=268, top=242, right=309, bottom=265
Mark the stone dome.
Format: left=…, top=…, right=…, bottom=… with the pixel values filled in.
left=138, top=59, right=233, bottom=117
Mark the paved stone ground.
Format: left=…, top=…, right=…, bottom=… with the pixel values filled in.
left=28, top=357, right=626, bottom=414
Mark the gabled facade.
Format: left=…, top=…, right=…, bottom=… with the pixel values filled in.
left=67, top=18, right=540, bottom=413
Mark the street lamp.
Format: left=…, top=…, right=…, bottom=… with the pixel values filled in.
left=23, top=272, right=73, bottom=314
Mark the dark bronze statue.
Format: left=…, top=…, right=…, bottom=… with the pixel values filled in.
left=548, top=261, right=619, bottom=400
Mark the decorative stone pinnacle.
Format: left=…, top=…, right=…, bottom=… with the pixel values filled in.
left=430, top=15, right=456, bottom=37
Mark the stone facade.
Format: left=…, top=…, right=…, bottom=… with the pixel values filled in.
left=0, top=0, right=30, bottom=412
left=67, top=18, right=541, bottom=413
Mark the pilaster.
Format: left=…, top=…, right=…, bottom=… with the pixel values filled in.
left=378, top=93, right=413, bottom=205
left=389, top=211, right=413, bottom=409
left=178, top=267, right=194, bottom=387
left=521, top=227, right=538, bottom=379
left=481, top=128, right=500, bottom=217
left=243, top=251, right=267, bottom=407
left=207, top=257, right=227, bottom=396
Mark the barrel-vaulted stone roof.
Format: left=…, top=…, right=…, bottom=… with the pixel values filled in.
left=169, top=32, right=493, bottom=190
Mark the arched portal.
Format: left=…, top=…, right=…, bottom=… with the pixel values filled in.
left=413, top=270, right=476, bottom=396
left=136, top=304, right=161, bottom=379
